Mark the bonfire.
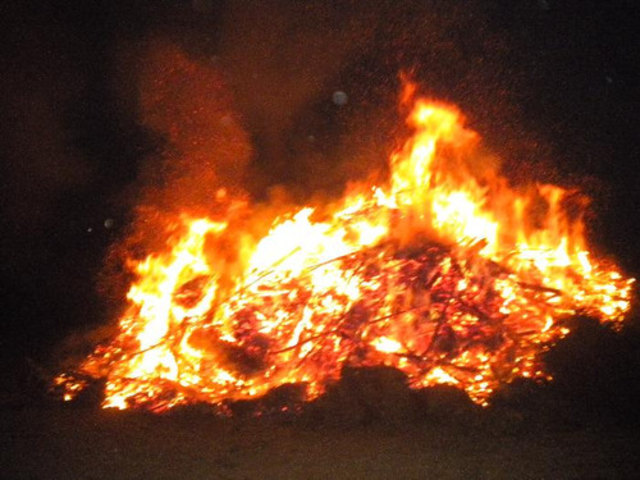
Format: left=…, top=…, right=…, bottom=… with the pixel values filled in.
left=54, top=82, right=634, bottom=412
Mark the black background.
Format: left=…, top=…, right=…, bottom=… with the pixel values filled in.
left=1, top=0, right=639, bottom=421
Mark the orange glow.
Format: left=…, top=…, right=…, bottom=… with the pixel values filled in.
left=56, top=84, right=634, bottom=412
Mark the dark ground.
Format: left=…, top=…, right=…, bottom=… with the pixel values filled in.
left=3, top=352, right=640, bottom=479
left=2, top=405, right=639, bottom=480
left=2, top=1, right=640, bottom=478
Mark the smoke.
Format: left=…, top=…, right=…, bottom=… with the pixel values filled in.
left=215, top=0, right=378, bottom=195
left=94, top=39, right=252, bottom=305
left=210, top=0, right=537, bottom=197
left=0, top=2, right=544, bottom=299
left=96, top=0, right=532, bottom=302
left=134, top=40, right=253, bottom=213
left=0, top=1, right=556, bottom=348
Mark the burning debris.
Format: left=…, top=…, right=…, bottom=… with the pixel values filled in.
left=54, top=83, right=634, bottom=413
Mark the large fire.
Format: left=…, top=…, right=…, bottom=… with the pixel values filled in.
left=55, top=85, right=634, bottom=412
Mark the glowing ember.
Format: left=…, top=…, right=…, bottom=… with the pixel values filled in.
left=56, top=85, right=634, bottom=412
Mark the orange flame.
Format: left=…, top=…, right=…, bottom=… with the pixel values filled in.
left=57, top=84, right=634, bottom=411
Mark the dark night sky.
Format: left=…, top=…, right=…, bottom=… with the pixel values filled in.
left=1, top=1, right=639, bottom=410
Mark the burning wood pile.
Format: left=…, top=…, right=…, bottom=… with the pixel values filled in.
left=54, top=84, right=634, bottom=413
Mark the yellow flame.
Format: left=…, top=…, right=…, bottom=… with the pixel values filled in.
left=58, top=88, right=634, bottom=411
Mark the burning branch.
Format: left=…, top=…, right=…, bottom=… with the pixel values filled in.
left=54, top=90, right=634, bottom=412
